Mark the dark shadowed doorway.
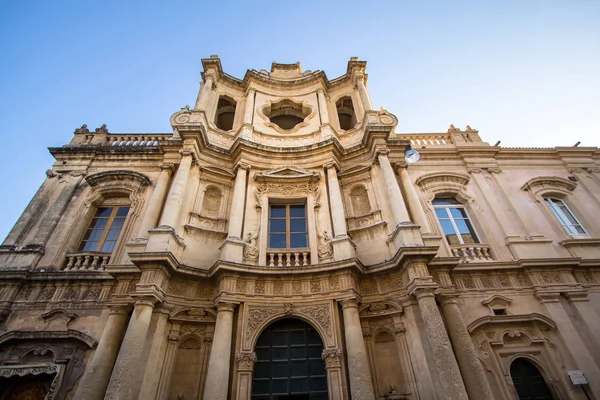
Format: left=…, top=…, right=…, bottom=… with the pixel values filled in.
left=510, top=358, right=554, bottom=400
left=252, top=318, right=328, bottom=400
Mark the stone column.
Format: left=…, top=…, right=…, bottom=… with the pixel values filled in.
left=439, top=295, right=492, bottom=400
left=138, top=310, right=170, bottom=399
left=243, top=89, right=255, bottom=125
left=228, top=163, right=250, bottom=240
left=377, top=150, right=410, bottom=226
left=104, top=298, right=157, bottom=400
left=137, top=163, right=174, bottom=238
left=158, top=150, right=194, bottom=229
left=356, top=75, right=373, bottom=111
left=317, top=90, right=330, bottom=125
left=235, top=351, right=257, bottom=400
left=324, top=162, right=347, bottom=238
left=196, top=75, right=215, bottom=111
left=340, top=299, right=376, bottom=400
left=203, top=302, right=236, bottom=400
left=413, top=288, right=468, bottom=399
left=396, top=163, right=431, bottom=233
left=74, top=306, right=130, bottom=400
left=565, top=292, right=600, bottom=349
left=537, top=292, right=600, bottom=397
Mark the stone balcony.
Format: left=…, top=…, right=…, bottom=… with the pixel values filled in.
left=64, top=252, right=111, bottom=271
left=450, top=244, right=493, bottom=262
left=266, top=248, right=311, bottom=267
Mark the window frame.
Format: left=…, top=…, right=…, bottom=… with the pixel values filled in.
left=267, top=202, right=309, bottom=249
left=543, top=197, right=588, bottom=238
left=432, top=198, right=481, bottom=245
left=78, top=202, right=131, bottom=253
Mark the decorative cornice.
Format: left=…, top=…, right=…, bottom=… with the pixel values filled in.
left=467, top=313, right=556, bottom=334
left=85, top=170, right=151, bottom=187
left=415, top=171, right=471, bottom=189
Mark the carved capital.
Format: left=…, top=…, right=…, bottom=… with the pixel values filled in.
left=395, top=161, right=408, bottom=169
left=323, top=161, right=340, bottom=171
left=215, top=302, right=237, bottom=313
left=339, top=298, right=359, bottom=310
left=487, top=167, right=502, bottom=174
left=468, top=168, right=482, bottom=174
left=236, top=351, right=257, bottom=371
left=159, top=163, right=175, bottom=172
left=133, top=297, right=158, bottom=308
left=321, top=348, right=343, bottom=368
left=375, top=148, right=390, bottom=158
left=235, top=162, right=251, bottom=173
left=179, top=149, right=195, bottom=158
left=411, top=287, right=436, bottom=300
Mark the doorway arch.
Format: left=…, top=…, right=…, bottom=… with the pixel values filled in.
left=252, top=318, right=328, bottom=400
left=510, top=358, right=554, bottom=400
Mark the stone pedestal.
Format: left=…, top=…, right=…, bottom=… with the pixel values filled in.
left=412, top=289, right=468, bottom=399
left=74, top=306, right=130, bottom=400
left=340, top=299, right=375, bottom=400
left=203, top=302, right=236, bottom=400
left=104, top=298, right=156, bottom=400
left=439, top=295, right=493, bottom=400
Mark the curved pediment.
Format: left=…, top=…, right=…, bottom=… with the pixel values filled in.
left=521, top=176, right=577, bottom=197
left=254, top=166, right=321, bottom=183
left=86, top=170, right=151, bottom=187
left=467, top=313, right=556, bottom=334
left=415, top=172, right=471, bottom=190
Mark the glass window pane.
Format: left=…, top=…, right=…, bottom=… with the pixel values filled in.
left=100, top=241, right=116, bottom=252
left=445, top=233, right=460, bottom=245
left=449, top=207, right=468, bottom=219
left=439, top=219, right=456, bottom=236
left=82, top=241, right=99, bottom=251
left=290, top=234, right=308, bottom=248
left=461, top=233, right=478, bottom=244
left=83, top=229, right=104, bottom=241
left=97, top=207, right=113, bottom=217
left=269, top=234, right=286, bottom=248
left=290, top=219, right=306, bottom=233
left=435, top=208, right=449, bottom=219
left=269, top=219, right=286, bottom=233
left=116, top=207, right=130, bottom=217
left=270, top=206, right=286, bottom=218
left=433, top=198, right=459, bottom=205
left=106, top=229, right=122, bottom=241
left=110, top=217, right=126, bottom=229
left=290, top=205, right=306, bottom=217
left=558, top=206, right=579, bottom=225
left=89, top=218, right=108, bottom=229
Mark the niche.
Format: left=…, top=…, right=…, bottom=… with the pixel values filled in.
left=336, top=96, right=357, bottom=130
left=350, top=185, right=371, bottom=216
left=201, top=186, right=223, bottom=217
left=169, top=336, right=204, bottom=399
left=214, top=96, right=237, bottom=131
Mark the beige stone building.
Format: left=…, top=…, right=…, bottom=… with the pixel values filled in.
left=0, top=56, right=599, bottom=400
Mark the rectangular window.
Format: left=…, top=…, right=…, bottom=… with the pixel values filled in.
left=79, top=206, right=130, bottom=252
left=544, top=198, right=587, bottom=237
left=433, top=198, right=480, bottom=245
left=268, top=204, right=308, bottom=249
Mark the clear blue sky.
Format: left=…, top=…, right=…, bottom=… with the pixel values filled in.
left=1, top=0, right=599, bottom=242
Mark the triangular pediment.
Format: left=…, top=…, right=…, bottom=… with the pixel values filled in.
left=254, top=166, right=320, bottom=183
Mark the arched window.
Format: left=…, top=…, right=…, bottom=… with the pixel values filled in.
left=432, top=198, right=479, bottom=245
left=214, top=96, right=237, bottom=131
left=78, top=200, right=130, bottom=253
left=336, top=96, right=356, bottom=130
left=349, top=185, right=370, bottom=216
left=544, top=198, right=587, bottom=238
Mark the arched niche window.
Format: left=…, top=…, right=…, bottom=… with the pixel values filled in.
left=349, top=185, right=370, bottom=216
left=336, top=96, right=356, bottom=130
left=432, top=197, right=480, bottom=245
left=201, top=185, right=223, bottom=217
left=214, top=96, right=237, bottom=131
left=78, top=199, right=130, bottom=253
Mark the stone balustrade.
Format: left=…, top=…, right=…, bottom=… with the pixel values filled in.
left=64, top=252, right=111, bottom=271
left=401, top=134, right=452, bottom=146
left=267, top=249, right=310, bottom=267
left=450, top=244, right=492, bottom=262
left=106, top=134, right=171, bottom=147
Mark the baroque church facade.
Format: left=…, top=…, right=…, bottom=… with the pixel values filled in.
left=0, top=57, right=599, bottom=400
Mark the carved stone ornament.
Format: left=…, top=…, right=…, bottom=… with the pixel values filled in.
left=94, top=124, right=109, bottom=134
left=85, top=170, right=151, bottom=188
left=243, top=231, right=259, bottom=262
left=169, top=307, right=215, bottom=323
left=74, top=124, right=90, bottom=134
left=415, top=171, right=471, bottom=192
left=521, top=176, right=578, bottom=197
left=41, top=309, right=77, bottom=331
left=448, top=124, right=461, bottom=132
left=321, top=348, right=343, bottom=368
left=254, top=166, right=321, bottom=184
left=236, top=351, right=257, bottom=370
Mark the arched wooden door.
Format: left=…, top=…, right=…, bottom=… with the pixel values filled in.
left=510, top=358, right=554, bottom=400
left=252, top=318, right=328, bottom=400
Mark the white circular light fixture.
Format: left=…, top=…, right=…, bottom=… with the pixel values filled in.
left=404, top=144, right=420, bottom=164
